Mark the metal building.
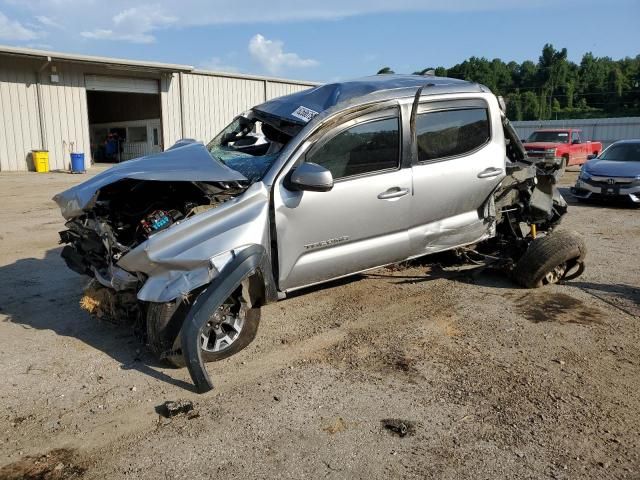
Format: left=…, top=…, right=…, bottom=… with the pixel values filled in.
left=0, top=45, right=316, bottom=172
left=512, top=117, right=640, bottom=149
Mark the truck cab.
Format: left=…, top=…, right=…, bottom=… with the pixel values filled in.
left=523, top=128, right=602, bottom=171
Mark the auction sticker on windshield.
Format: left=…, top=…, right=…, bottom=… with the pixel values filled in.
left=292, top=106, right=319, bottom=123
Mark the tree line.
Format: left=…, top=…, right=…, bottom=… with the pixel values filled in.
left=377, top=44, right=640, bottom=120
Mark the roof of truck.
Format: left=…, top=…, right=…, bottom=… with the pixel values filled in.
left=253, top=74, right=486, bottom=125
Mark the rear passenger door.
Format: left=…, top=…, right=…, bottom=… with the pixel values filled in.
left=408, top=99, right=506, bottom=257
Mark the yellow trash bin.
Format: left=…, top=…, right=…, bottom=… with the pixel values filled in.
left=32, top=150, right=50, bottom=173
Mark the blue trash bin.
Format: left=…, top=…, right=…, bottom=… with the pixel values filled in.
left=70, top=152, right=85, bottom=173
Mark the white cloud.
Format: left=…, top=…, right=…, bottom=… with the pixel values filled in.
left=35, top=15, right=60, bottom=28
left=0, top=11, right=38, bottom=41
left=199, top=56, right=240, bottom=73
left=249, top=34, right=318, bottom=74
left=4, top=0, right=558, bottom=36
left=81, top=6, right=177, bottom=43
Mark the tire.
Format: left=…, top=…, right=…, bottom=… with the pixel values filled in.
left=558, top=156, right=568, bottom=177
left=512, top=230, right=586, bottom=288
left=146, top=293, right=261, bottom=367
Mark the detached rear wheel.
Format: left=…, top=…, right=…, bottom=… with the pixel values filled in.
left=146, top=292, right=260, bottom=367
left=513, top=230, right=586, bottom=288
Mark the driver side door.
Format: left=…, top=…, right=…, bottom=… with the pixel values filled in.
left=273, top=108, right=412, bottom=292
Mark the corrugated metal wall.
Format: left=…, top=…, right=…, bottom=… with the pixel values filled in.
left=266, top=80, right=311, bottom=99
left=0, top=59, right=42, bottom=171
left=180, top=73, right=265, bottom=144
left=160, top=73, right=183, bottom=148
left=0, top=53, right=315, bottom=171
left=512, top=117, right=640, bottom=148
left=0, top=58, right=92, bottom=171
left=178, top=73, right=312, bottom=145
left=39, top=63, right=91, bottom=171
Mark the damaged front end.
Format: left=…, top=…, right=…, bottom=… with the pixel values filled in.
left=54, top=123, right=286, bottom=392
left=58, top=177, right=250, bottom=300
left=54, top=136, right=275, bottom=362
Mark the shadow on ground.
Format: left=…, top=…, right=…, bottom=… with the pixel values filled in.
left=0, top=247, right=196, bottom=391
left=569, top=280, right=640, bottom=317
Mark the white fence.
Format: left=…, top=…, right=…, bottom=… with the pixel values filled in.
left=512, top=117, right=640, bottom=148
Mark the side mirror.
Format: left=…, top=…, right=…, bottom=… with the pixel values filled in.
left=572, top=139, right=581, bottom=144
left=587, top=153, right=597, bottom=160
left=288, top=162, right=334, bottom=192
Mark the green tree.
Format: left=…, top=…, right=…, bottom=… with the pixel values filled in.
left=521, top=91, right=540, bottom=120
left=377, top=67, right=394, bottom=74
left=506, top=90, right=523, bottom=121
left=407, top=45, right=640, bottom=118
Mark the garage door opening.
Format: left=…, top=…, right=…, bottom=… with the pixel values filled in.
left=86, top=75, right=162, bottom=163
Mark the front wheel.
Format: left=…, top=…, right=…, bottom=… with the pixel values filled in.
left=512, top=230, right=586, bottom=288
left=146, top=292, right=261, bottom=367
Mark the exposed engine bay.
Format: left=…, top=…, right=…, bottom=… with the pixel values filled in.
left=60, top=179, right=247, bottom=279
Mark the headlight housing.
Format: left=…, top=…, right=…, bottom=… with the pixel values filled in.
left=544, top=148, right=558, bottom=159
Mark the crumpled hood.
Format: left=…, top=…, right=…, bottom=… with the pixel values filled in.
left=53, top=140, right=247, bottom=219
left=584, top=159, right=640, bottom=178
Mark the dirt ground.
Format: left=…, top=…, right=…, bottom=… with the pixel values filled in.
left=0, top=166, right=638, bottom=479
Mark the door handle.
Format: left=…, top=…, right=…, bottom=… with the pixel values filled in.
left=477, top=167, right=504, bottom=179
left=377, top=187, right=410, bottom=200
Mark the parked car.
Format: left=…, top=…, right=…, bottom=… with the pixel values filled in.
left=523, top=129, right=602, bottom=173
left=571, top=139, right=640, bottom=204
left=54, top=75, right=586, bottom=392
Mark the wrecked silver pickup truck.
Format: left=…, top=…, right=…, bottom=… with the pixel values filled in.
left=54, top=75, right=586, bottom=392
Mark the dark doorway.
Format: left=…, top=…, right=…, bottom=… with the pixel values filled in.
left=87, top=90, right=162, bottom=163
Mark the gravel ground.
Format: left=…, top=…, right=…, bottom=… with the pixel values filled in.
left=0, top=166, right=638, bottom=479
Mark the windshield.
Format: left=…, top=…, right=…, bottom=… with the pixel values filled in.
left=206, top=114, right=292, bottom=182
left=527, top=131, right=570, bottom=143
left=599, top=143, right=640, bottom=162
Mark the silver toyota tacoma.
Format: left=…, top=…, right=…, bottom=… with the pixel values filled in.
left=54, top=75, right=586, bottom=392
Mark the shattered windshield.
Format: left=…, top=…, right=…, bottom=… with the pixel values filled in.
left=527, top=131, right=570, bottom=143
left=206, top=114, right=292, bottom=182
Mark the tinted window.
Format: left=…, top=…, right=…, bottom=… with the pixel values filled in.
left=307, top=117, right=399, bottom=179
left=416, top=108, right=490, bottom=162
left=571, top=131, right=581, bottom=143
left=600, top=143, right=640, bottom=162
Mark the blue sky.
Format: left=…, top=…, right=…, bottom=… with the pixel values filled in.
left=0, top=0, right=638, bottom=82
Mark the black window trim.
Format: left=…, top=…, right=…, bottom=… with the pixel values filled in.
left=413, top=99, right=492, bottom=166
left=304, top=109, right=402, bottom=183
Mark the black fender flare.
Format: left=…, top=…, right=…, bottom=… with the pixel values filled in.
left=180, top=245, right=274, bottom=393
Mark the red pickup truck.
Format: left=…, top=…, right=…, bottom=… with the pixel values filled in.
left=522, top=129, right=602, bottom=171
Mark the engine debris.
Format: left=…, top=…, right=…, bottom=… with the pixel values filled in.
left=157, top=399, right=196, bottom=418
left=381, top=418, right=416, bottom=437
left=79, top=280, right=138, bottom=324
